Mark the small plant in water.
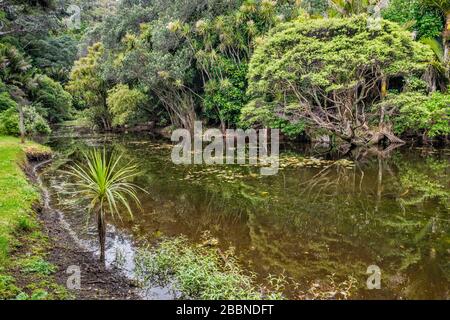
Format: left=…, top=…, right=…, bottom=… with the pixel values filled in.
left=65, top=149, right=144, bottom=265
left=134, top=235, right=286, bottom=300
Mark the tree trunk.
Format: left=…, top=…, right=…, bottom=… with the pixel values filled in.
left=97, top=208, right=106, bottom=265
left=379, top=76, right=387, bottom=126
left=17, top=104, right=25, bottom=144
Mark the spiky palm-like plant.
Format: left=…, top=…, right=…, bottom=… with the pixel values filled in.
left=66, top=149, right=144, bottom=264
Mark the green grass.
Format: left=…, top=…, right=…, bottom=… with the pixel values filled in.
left=0, top=136, right=69, bottom=300
left=0, top=136, right=41, bottom=265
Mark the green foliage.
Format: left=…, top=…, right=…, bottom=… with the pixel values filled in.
left=106, top=84, right=147, bottom=126
left=20, top=257, right=57, bottom=276
left=0, top=106, right=51, bottom=136
left=23, top=105, right=52, bottom=135
left=0, top=108, right=20, bottom=136
left=32, top=75, right=73, bottom=124
left=0, top=274, right=20, bottom=299
left=0, top=137, right=61, bottom=299
left=381, top=91, right=450, bottom=138
left=17, top=215, right=36, bottom=232
left=403, top=76, right=429, bottom=93
left=203, top=60, right=248, bottom=128
left=26, top=36, right=78, bottom=83
left=301, top=0, right=329, bottom=15
left=66, top=43, right=110, bottom=129
left=382, top=0, right=444, bottom=40
left=0, top=92, right=17, bottom=113
left=15, top=289, right=49, bottom=300
left=0, top=43, right=34, bottom=95
left=65, top=149, right=143, bottom=220
left=135, top=236, right=283, bottom=300
left=244, top=15, right=434, bottom=142
left=240, top=99, right=307, bottom=137
left=64, top=148, right=144, bottom=262
left=92, top=0, right=304, bottom=130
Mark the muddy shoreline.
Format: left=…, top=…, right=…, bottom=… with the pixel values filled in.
left=24, top=157, right=140, bottom=300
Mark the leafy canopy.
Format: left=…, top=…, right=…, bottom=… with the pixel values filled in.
left=243, top=15, right=435, bottom=139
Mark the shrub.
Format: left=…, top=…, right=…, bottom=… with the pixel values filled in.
left=0, top=106, right=51, bottom=136
left=24, top=105, right=52, bottom=135
left=380, top=91, right=450, bottom=138
left=203, top=60, right=249, bottom=128
left=106, top=84, right=147, bottom=126
left=0, top=108, right=20, bottom=136
left=0, top=92, right=17, bottom=113
left=32, top=75, right=73, bottom=124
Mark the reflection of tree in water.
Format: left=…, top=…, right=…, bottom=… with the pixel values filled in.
left=46, top=132, right=450, bottom=299
left=122, top=141, right=450, bottom=299
left=192, top=149, right=450, bottom=299
left=384, top=156, right=450, bottom=299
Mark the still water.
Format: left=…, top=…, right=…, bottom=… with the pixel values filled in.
left=40, top=127, right=450, bottom=299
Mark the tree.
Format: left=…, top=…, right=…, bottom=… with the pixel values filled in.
left=419, top=0, right=450, bottom=71
left=327, top=0, right=371, bottom=17
left=203, top=60, right=248, bottom=131
left=107, top=84, right=147, bottom=126
left=243, top=15, right=435, bottom=146
left=0, top=43, right=36, bottom=143
left=66, top=43, right=111, bottom=130
left=32, top=75, right=73, bottom=123
left=65, top=149, right=144, bottom=264
left=26, top=35, right=78, bottom=83
left=0, top=0, right=59, bottom=37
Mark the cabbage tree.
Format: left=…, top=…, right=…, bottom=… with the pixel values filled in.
left=66, top=149, right=145, bottom=264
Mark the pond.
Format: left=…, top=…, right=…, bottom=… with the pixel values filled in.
left=39, top=126, right=450, bottom=299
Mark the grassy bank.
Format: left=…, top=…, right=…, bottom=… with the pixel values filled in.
left=0, top=136, right=69, bottom=300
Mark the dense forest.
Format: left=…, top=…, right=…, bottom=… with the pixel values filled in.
left=0, top=0, right=449, bottom=147
left=1, top=0, right=450, bottom=302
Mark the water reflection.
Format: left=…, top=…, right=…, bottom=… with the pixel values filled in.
left=41, top=127, right=450, bottom=299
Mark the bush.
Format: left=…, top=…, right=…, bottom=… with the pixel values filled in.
left=380, top=91, right=450, bottom=138
left=0, top=106, right=51, bottom=136
left=32, top=75, right=73, bottom=124
left=0, top=92, right=17, bottom=113
left=0, top=108, right=20, bottom=136
left=382, top=0, right=444, bottom=40
left=106, top=84, right=147, bottom=126
left=24, top=105, right=52, bottom=135
left=203, top=60, right=249, bottom=128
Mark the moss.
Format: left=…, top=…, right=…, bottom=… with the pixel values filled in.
left=0, top=273, right=20, bottom=299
